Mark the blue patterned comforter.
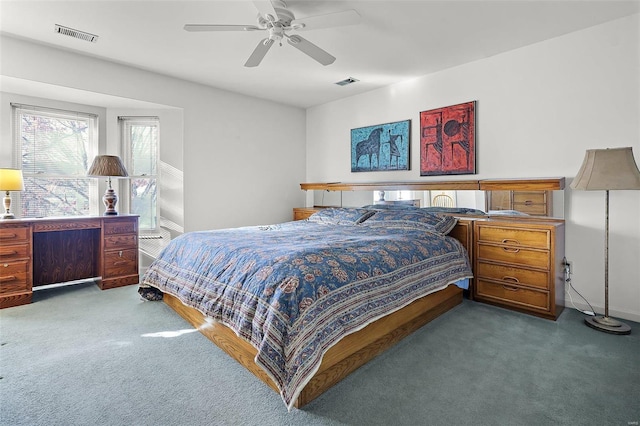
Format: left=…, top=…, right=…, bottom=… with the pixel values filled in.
left=141, top=218, right=472, bottom=409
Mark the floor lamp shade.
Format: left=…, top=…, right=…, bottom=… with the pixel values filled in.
left=0, top=168, right=25, bottom=219
left=570, top=147, right=640, bottom=335
left=87, top=155, right=128, bottom=215
left=571, top=147, right=640, bottom=191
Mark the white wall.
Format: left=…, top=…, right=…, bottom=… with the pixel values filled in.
left=306, top=15, right=640, bottom=322
left=0, top=35, right=307, bottom=232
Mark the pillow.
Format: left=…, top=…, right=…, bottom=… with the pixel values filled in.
left=307, top=208, right=376, bottom=225
left=362, top=209, right=458, bottom=235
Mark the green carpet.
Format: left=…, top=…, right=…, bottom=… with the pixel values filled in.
left=1, top=282, right=638, bottom=425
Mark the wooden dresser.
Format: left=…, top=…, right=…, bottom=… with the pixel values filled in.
left=0, top=215, right=139, bottom=308
left=473, top=219, right=565, bottom=320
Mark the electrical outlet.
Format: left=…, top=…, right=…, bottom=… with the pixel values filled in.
left=563, top=258, right=572, bottom=275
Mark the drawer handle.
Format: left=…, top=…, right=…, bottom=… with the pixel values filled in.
left=524, top=200, right=533, bottom=206
left=0, top=275, right=17, bottom=283
left=502, top=276, right=520, bottom=283
left=0, top=250, right=18, bottom=256
left=113, top=260, right=128, bottom=266
left=502, top=284, right=520, bottom=292
left=502, top=247, right=520, bottom=253
left=0, top=233, right=17, bottom=239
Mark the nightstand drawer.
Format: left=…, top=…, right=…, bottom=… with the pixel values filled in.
left=477, top=226, right=550, bottom=249
left=0, top=226, right=29, bottom=243
left=477, top=261, right=549, bottom=290
left=477, top=244, right=550, bottom=269
left=104, top=234, right=138, bottom=250
left=476, top=279, right=549, bottom=311
left=103, top=249, right=138, bottom=278
left=104, top=219, right=138, bottom=235
left=0, top=261, right=29, bottom=294
left=0, top=244, right=30, bottom=262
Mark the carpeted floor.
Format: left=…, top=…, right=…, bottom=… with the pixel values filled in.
left=1, top=282, right=638, bottom=426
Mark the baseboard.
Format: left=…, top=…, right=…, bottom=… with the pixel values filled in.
left=566, top=303, right=640, bottom=324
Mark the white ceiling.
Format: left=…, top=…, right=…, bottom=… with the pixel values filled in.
left=1, top=0, right=638, bottom=109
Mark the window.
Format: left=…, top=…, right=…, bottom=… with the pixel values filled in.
left=120, top=116, right=159, bottom=234
left=12, top=104, right=98, bottom=218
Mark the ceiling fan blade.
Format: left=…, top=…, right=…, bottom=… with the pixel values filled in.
left=286, top=35, right=335, bottom=66
left=244, top=38, right=275, bottom=67
left=291, top=9, right=360, bottom=31
left=252, top=1, right=283, bottom=22
left=184, top=24, right=261, bottom=32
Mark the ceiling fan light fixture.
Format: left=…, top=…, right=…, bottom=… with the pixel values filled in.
left=335, top=77, right=359, bottom=86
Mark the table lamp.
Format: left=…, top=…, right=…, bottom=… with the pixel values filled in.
left=0, top=168, right=25, bottom=219
left=87, top=155, right=129, bottom=215
left=570, top=147, right=640, bottom=334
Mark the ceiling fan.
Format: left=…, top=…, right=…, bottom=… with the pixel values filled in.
left=184, top=1, right=361, bottom=67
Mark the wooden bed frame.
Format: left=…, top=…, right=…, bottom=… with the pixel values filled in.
left=162, top=221, right=472, bottom=409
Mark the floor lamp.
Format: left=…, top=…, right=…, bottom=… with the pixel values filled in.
left=570, top=147, right=640, bottom=335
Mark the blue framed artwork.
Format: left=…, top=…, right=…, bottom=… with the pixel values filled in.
left=351, top=119, right=410, bottom=172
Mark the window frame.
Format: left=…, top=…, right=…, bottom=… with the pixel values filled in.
left=11, top=103, right=99, bottom=218
left=119, top=116, right=160, bottom=235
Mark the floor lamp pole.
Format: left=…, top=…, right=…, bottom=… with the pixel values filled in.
left=604, top=189, right=609, bottom=319
left=584, top=189, right=631, bottom=334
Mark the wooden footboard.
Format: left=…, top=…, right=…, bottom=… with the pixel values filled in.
left=164, top=283, right=463, bottom=409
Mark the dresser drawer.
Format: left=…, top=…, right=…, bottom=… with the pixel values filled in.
left=104, top=219, right=138, bottom=235
left=512, top=192, right=546, bottom=205
left=477, top=261, right=549, bottom=290
left=33, top=219, right=101, bottom=232
left=104, top=234, right=138, bottom=250
left=477, top=226, right=550, bottom=249
left=0, top=244, right=30, bottom=262
left=0, top=226, right=30, bottom=243
left=512, top=192, right=547, bottom=215
left=476, top=279, right=549, bottom=311
left=0, top=261, right=30, bottom=294
left=477, top=244, right=550, bottom=269
left=512, top=202, right=547, bottom=216
left=103, top=249, right=138, bottom=278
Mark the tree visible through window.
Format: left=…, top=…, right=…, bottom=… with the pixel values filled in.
left=120, top=117, right=159, bottom=234
left=12, top=104, right=98, bottom=218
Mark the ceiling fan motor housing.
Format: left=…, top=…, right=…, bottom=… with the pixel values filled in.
left=262, top=1, right=295, bottom=26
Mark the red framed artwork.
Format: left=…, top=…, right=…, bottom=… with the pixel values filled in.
left=420, top=101, right=476, bottom=176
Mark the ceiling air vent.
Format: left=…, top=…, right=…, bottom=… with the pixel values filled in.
left=335, top=77, right=359, bottom=86
left=54, top=24, right=99, bottom=43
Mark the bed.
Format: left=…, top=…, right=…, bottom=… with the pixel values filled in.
left=139, top=207, right=473, bottom=410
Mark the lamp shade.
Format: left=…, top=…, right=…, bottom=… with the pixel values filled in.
left=0, top=168, right=25, bottom=191
left=87, top=155, right=129, bottom=177
left=570, top=147, right=640, bottom=191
